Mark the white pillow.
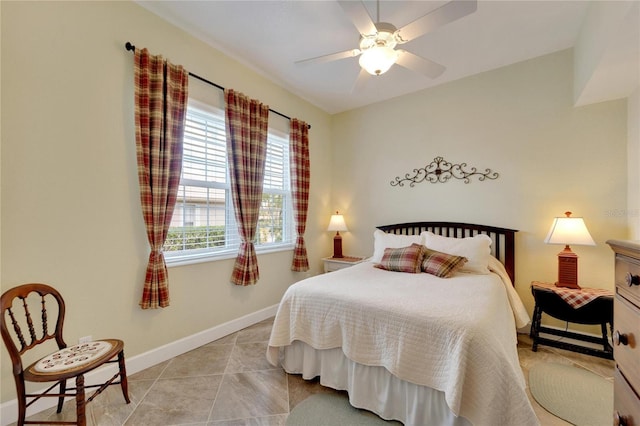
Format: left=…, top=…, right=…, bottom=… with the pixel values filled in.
left=421, top=231, right=492, bottom=274
left=371, top=229, right=423, bottom=263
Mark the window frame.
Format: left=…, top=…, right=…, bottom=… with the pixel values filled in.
left=164, top=100, right=295, bottom=267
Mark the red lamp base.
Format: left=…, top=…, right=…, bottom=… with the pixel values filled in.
left=555, top=246, right=581, bottom=289
left=332, top=232, right=344, bottom=258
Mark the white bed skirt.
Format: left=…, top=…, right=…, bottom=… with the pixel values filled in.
left=281, top=340, right=471, bottom=426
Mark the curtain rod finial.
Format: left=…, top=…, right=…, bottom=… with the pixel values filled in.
left=125, top=42, right=135, bottom=52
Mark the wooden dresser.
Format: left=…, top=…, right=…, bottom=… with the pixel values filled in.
left=607, top=240, right=640, bottom=426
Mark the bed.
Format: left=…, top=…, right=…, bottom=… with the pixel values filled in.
left=267, top=222, right=538, bottom=426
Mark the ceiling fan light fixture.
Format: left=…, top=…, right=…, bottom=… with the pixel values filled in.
left=359, top=45, right=399, bottom=76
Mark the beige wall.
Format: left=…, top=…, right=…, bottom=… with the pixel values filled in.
left=0, top=0, right=632, bottom=408
left=0, top=1, right=333, bottom=403
left=573, top=0, right=637, bottom=106
left=628, top=89, right=640, bottom=238
left=331, top=49, right=628, bottom=325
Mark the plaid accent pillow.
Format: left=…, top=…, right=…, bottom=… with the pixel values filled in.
left=422, top=248, right=468, bottom=278
left=375, top=244, right=425, bottom=273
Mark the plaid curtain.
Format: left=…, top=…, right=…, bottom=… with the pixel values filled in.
left=225, top=89, right=269, bottom=286
left=290, top=119, right=310, bottom=271
left=134, top=48, right=188, bottom=308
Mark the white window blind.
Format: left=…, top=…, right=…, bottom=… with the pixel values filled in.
left=164, top=102, right=294, bottom=265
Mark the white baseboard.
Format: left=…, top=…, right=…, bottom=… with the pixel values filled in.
left=0, top=304, right=279, bottom=426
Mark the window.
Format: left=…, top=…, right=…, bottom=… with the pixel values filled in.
left=164, top=101, right=293, bottom=265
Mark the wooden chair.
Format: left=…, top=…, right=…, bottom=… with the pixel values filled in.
left=1, top=283, right=130, bottom=425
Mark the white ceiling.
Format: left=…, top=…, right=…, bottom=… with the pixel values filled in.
left=137, top=1, right=638, bottom=114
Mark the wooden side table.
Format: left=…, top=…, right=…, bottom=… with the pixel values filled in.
left=530, top=281, right=614, bottom=359
left=322, top=256, right=364, bottom=273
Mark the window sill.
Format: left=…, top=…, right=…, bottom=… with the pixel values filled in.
left=165, top=243, right=295, bottom=268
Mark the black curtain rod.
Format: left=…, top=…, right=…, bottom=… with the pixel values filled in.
left=125, top=42, right=309, bottom=129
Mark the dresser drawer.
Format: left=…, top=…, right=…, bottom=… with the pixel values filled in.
left=614, top=295, right=640, bottom=392
left=614, top=368, right=640, bottom=426
left=615, top=254, right=640, bottom=307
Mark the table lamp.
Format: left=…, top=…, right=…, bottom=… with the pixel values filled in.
left=544, top=211, right=596, bottom=289
left=327, top=211, right=348, bottom=258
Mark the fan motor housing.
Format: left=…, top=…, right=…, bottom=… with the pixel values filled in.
left=359, top=22, right=399, bottom=50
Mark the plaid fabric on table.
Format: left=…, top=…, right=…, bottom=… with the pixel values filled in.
left=134, top=48, right=188, bottom=309
left=225, top=89, right=269, bottom=286
left=289, top=119, right=310, bottom=272
left=531, top=281, right=613, bottom=309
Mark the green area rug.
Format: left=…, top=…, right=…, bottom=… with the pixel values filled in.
left=286, top=393, right=402, bottom=426
left=529, top=362, right=613, bottom=426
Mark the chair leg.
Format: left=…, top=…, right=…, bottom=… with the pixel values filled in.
left=530, top=305, right=542, bottom=352
left=75, top=375, right=86, bottom=426
left=117, top=350, right=131, bottom=404
left=57, top=379, right=67, bottom=413
left=601, top=322, right=612, bottom=352
left=15, top=379, right=27, bottom=426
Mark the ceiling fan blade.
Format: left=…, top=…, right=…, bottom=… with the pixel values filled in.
left=396, top=50, right=446, bottom=79
left=338, top=0, right=376, bottom=36
left=396, top=0, right=477, bottom=42
left=295, top=49, right=361, bottom=66
left=351, top=68, right=370, bottom=93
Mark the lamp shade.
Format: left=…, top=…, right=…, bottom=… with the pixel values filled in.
left=544, top=212, right=595, bottom=246
left=359, top=46, right=399, bottom=76
left=327, top=213, right=348, bottom=232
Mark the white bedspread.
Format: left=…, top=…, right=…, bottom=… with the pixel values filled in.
left=267, top=261, right=537, bottom=426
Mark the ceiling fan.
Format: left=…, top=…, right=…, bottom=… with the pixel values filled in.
left=296, top=0, right=477, bottom=80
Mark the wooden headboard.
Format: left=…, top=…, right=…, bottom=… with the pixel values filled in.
left=377, top=222, right=518, bottom=285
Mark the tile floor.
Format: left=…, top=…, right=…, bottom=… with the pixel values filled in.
left=13, top=317, right=614, bottom=425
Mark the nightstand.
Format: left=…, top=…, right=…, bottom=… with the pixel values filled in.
left=530, top=281, right=614, bottom=359
left=322, top=256, right=364, bottom=273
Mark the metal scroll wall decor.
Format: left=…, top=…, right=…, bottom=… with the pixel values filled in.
left=390, top=156, right=499, bottom=187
